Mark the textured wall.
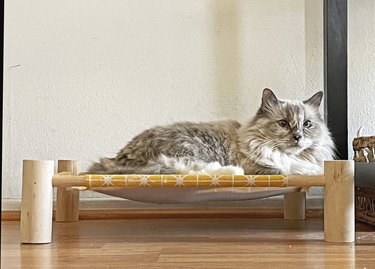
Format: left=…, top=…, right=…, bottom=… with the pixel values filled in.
left=3, top=0, right=325, bottom=202
left=348, top=0, right=375, bottom=157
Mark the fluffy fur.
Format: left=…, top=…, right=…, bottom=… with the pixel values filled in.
left=88, top=89, right=335, bottom=175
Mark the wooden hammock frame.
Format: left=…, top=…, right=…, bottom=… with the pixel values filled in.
left=20, top=159, right=355, bottom=244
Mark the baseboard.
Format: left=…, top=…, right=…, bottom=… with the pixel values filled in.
left=2, top=208, right=324, bottom=221
left=2, top=197, right=323, bottom=221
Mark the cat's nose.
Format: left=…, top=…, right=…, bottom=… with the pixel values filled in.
left=293, top=134, right=302, bottom=142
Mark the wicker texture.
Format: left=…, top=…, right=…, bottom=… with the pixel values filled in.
left=353, top=136, right=375, bottom=162
left=353, top=135, right=375, bottom=226
left=355, top=187, right=375, bottom=226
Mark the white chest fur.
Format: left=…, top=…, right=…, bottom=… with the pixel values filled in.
left=256, top=147, right=323, bottom=175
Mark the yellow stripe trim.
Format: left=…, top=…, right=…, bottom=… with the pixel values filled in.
left=85, top=174, right=288, bottom=189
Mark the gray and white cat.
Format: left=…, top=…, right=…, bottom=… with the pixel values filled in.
left=88, top=89, right=335, bottom=175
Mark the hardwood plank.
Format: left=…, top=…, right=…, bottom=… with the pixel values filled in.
left=2, top=219, right=374, bottom=269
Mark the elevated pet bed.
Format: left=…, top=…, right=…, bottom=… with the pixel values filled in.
left=20, top=159, right=355, bottom=244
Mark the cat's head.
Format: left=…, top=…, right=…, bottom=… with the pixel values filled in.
left=250, top=88, right=331, bottom=154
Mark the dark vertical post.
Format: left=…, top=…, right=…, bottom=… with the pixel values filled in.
left=324, top=0, right=348, bottom=159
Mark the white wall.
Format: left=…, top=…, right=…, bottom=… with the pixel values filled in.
left=4, top=0, right=370, bottom=206
left=348, top=0, right=375, bottom=155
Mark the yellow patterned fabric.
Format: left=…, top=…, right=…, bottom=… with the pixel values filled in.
left=85, top=174, right=288, bottom=189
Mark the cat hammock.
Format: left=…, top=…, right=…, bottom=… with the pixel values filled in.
left=20, top=159, right=355, bottom=245
left=53, top=173, right=325, bottom=189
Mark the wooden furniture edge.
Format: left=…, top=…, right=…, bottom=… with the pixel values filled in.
left=3, top=208, right=324, bottom=221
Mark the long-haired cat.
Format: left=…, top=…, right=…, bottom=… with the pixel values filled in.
left=88, top=89, right=335, bottom=175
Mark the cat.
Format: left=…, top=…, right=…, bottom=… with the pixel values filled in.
left=88, top=88, right=335, bottom=175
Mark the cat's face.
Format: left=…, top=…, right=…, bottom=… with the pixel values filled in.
left=252, top=89, right=328, bottom=154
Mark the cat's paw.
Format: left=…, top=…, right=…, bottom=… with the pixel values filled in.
left=204, top=164, right=245, bottom=175
left=218, top=165, right=245, bottom=175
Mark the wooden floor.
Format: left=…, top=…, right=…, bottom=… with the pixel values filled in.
left=2, top=218, right=375, bottom=269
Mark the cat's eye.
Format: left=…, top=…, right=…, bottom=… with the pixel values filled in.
left=303, top=120, right=312, bottom=128
left=278, top=120, right=289, bottom=128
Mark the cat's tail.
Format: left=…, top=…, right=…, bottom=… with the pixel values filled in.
left=87, top=157, right=119, bottom=174
left=87, top=157, right=176, bottom=174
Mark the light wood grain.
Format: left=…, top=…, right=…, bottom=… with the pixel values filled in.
left=55, top=160, right=80, bottom=222
left=20, top=160, right=55, bottom=244
left=324, top=160, right=355, bottom=242
left=2, top=219, right=374, bottom=269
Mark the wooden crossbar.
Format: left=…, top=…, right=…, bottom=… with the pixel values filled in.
left=52, top=173, right=326, bottom=189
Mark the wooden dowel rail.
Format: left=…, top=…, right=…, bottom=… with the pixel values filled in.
left=53, top=174, right=87, bottom=188
left=52, top=173, right=326, bottom=189
left=287, top=175, right=326, bottom=187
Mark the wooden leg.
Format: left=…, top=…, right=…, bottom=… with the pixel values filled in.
left=283, top=191, right=306, bottom=220
left=324, top=160, right=355, bottom=243
left=56, top=160, right=80, bottom=222
left=21, top=160, right=55, bottom=244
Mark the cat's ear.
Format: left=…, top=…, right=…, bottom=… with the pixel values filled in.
left=261, top=88, right=279, bottom=110
left=303, top=91, right=323, bottom=109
